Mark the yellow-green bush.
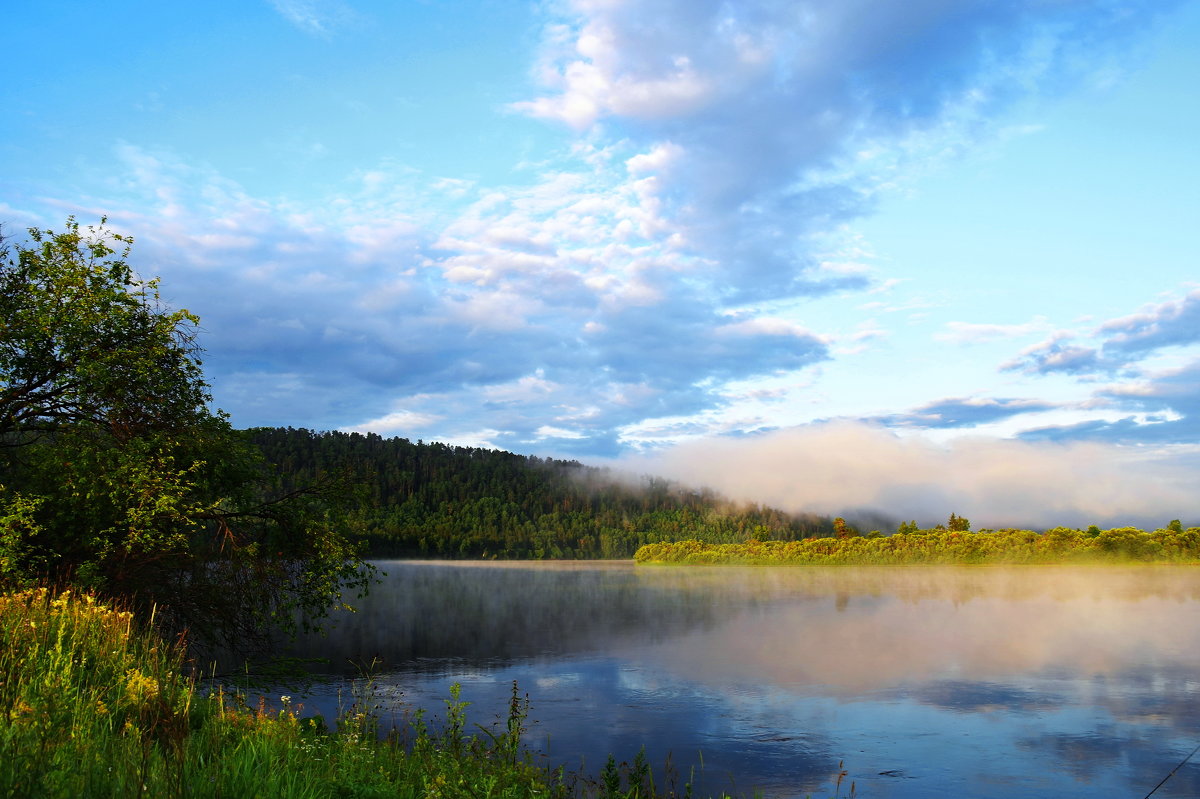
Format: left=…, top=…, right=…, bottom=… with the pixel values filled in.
left=633, top=526, right=1200, bottom=565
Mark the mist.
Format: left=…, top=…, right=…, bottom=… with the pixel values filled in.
left=622, top=421, right=1200, bottom=530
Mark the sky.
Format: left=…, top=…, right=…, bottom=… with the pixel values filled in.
left=4, top=0, right=1200, bottom=527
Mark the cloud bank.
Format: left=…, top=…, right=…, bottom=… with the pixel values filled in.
left=629, top=421, right=1199, bottom=529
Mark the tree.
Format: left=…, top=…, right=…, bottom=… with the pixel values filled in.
left=948, top=513, right=970, bottom=532
left=833, top=517, right=858, bottom=538
left=0, top=219, right=209, bottom=443
left=0, top=218, right=370, bottom=650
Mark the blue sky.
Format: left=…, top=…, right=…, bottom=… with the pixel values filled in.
left=4, top=0, right=1199, bottom=525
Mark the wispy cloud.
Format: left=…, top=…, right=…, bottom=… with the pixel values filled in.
left=936, top=317, right=1051, bottom=345
left=877, top=397, right=1059, bottom=429
left=267, top=0, right=354, bottom=36
left=1100, top=288, right=1200, bottom=355
left=996, top=287, right=1200, bottom=444
left=1001, top=333, right=1104, bottom=376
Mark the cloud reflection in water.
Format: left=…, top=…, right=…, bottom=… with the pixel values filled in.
left=288, top=563, right=1200, bottom=798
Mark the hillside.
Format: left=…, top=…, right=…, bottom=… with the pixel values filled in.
left=246, top=427, right=835, bottom=559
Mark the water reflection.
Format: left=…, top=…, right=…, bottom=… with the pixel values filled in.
left=286, top=562, right=1200, bottom=798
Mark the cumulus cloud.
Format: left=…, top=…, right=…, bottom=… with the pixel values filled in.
left=628, top=421, right=1200, bottom=529
left=53, top=141, right=830, bottom=455
left=517, top=0, right=1175, bottom=301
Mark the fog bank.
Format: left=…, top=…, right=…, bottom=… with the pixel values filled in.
left=623, top=422, right=1199, bottom=530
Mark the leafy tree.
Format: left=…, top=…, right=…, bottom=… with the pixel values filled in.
left=0, top=218, right=370, bottom=649
left=948, top=513, right=970, bottom=532
left=0, top=219, right=209, bottom=443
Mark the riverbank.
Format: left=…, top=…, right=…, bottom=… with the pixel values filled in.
left=0, top=588, right=631, bottom=799
left=633, top=525, right=1200, bottom=565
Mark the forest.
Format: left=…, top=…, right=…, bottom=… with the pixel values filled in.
left=247, top=426, right=837, bottom=559
left=247, top=428, right=1200, bottom=565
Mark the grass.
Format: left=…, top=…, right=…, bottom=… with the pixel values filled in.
left=0, top=587, right=583, bottom=798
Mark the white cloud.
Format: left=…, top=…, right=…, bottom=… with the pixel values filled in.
left=344, top=410, right=442, bottom=435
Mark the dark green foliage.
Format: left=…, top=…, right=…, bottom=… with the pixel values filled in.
left=247, top=427, right=837, bottom=559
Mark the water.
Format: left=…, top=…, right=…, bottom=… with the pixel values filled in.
left=283, top=561, right=1200, bottom=798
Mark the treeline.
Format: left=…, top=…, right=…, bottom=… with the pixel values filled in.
left=634, top=524, right=1200, bottom=565
left=246, top=427, right=836, bottom=558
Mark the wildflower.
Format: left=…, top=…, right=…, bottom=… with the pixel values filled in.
left=123, top=668, right=160, bottom=705
left=8, top=700, right=34, bottom=722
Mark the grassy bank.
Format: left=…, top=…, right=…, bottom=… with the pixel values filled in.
left=633, top=525, right=1200, bottom=565
left=1, top=588, right=680, bottom=799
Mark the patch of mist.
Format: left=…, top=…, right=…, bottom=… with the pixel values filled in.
left=621, top=421, right=1200, bottom=529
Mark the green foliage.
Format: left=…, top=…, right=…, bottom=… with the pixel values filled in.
left=634, top=524, right=1200, bottom=565
left=248, top=427, right=839, bottom=559
left=0, top=217, right=209, bottom=442
left=0, top=219, right=369, bottom=648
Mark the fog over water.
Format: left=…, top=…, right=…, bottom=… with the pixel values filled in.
left=624, top=422, right=1200, bottom=529
left=286, top=562, right=1200, bottom=798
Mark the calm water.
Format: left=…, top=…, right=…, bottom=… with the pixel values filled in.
left=285, top=561, right=1200, bottom=798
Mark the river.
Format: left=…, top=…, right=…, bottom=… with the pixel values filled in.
left=282, top=561, right=1200, bottom=798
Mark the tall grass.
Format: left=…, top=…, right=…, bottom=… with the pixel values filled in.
left=633, top=525, right=1200, bottom=565
left=0, top=587, right=575, bottom=798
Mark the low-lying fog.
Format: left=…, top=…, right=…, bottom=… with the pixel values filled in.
left=621, top=421, right=1200, bottom=529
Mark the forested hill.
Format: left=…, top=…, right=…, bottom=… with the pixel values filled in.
left=246, top=427, right=835, bottom=559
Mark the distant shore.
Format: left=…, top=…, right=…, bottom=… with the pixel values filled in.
left=634, top=525, right=1200, bottom=565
